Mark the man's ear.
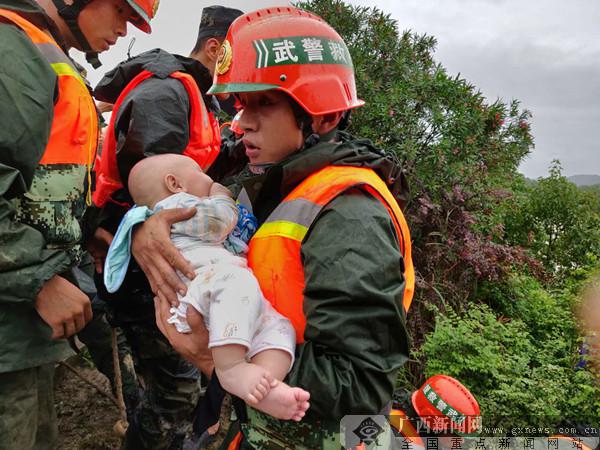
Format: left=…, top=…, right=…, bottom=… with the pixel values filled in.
left=204, top=37, right=222, bottom=63
left=164, top=174, right=183, bottom=194
left=312, top=111, right=344, bottom=135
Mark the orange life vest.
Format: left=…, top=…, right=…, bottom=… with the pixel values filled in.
left=245, top=165, right=415, bottom=343
left=93, top=69, right=221, bottom=207
left=0, top=8, right=98, bottom=204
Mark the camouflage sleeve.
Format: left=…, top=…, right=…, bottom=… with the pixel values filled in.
left=113, top=77, right=192, bottom=187
left=288, top=189, right=410, bottom=419
left=0, top=24, right=72, bottom=303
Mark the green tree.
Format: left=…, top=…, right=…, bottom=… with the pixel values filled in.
left=504, top=161, right=600, bottom=278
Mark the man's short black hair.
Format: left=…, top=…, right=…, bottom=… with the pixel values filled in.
left=191, top=5, right=243, bottom=54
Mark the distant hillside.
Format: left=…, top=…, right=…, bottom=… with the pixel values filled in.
left=568, top=174, right=600, bottom=187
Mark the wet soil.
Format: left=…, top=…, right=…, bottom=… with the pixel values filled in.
left=54, top=355, right=229, bottom=450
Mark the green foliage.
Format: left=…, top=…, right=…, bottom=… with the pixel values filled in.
left=419, top=274, right=600, bottom=428
left=504, top=161, right=600, bottom=278
left=297, top=0, right=532, bottom=197
left=580, top=185, right=600, bottom=214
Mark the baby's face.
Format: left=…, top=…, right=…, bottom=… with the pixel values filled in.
left=177, top=161, right=214, bottom=198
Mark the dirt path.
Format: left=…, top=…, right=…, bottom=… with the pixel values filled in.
left=55, top=358, right=122, bottom=450
left=54, top=355, right=229, bottom=450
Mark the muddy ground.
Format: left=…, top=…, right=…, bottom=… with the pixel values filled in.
left=55, top=357, right=123, bottom=450
left=54, top=355, right=228, bottom=450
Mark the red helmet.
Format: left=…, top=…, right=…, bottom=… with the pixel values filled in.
left=126, top=0, right=159, bottom=33
left=411, top=375, right=481, bottom=436
left=207, top=7, right=364, bottom=115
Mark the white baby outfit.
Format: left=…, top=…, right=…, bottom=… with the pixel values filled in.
left=154, top=192, right=296, bottom=365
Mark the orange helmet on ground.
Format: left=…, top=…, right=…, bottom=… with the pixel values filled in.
left=207, top=6, right=364, bottom=115
left=411, top=375, right=481, bottom=436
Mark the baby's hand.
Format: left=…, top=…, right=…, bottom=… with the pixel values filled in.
left=210, top=182, right=233, bottom=198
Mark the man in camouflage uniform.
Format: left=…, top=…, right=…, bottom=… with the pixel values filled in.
left=0, top=0, right=156, bottom=448
left=89, top=6, right=243, bottom=449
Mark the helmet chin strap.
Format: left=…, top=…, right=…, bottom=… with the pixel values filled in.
left=302, top=132, right=320, bottom=150
left=293, top=105, right=320, bottom=151
left=51, top=0, right=102, bottom=68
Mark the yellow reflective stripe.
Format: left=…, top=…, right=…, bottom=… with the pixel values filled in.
left=253, top=220, right=308, bottom=241
left=50, top=63, right=86, bottom=88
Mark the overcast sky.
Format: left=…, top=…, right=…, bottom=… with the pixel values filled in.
left=74, top=0, right=600, bottom=179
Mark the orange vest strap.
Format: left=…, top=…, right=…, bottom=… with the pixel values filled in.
left=0, top=8, right=47, bottom=42
left=247, top=165, right=415, bottom=343
left=93, top=69, right=220, bottom=207
left=171, top=71, right=220, bottom=169
left=0, top=10, right=83, bottom=79
left=92, top=70, right=154, bottom=207
left=389, top=408, right=425, bottom=447
left=227, top=431, right=243, bottom=450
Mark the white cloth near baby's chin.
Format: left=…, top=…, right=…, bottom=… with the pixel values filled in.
left=155, top=192, right=296, bottom=369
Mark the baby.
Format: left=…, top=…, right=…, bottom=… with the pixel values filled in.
left=106, top=153, right=310, bottom=421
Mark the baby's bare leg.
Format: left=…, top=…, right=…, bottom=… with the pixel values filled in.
left=212, top=345, right=276, bottom=404
left=249, top=350, right=311, bottom=421
left=250, top=349, right=291, bottom=380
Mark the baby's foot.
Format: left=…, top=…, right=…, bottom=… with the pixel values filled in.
left=217, top=362, right=278, bottom=404
left=253, top=382, right=310, bottom=421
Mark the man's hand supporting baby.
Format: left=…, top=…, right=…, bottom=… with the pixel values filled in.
left=155, top=294, right=214, bottom=376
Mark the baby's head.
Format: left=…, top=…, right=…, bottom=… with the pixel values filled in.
left=128, top=154, right=214, bottom=208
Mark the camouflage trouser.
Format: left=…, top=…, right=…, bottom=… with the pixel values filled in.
left=78, top=294, right=201, bottom=449
left=0, top=364, right=58, bottom=450
left=119, top=319, right=203, bottom=450
left=91, top=261, right=203, bottom=449
left=74, top=262, right=141, bottom=418
left=219, top=409, right=341, bottom=450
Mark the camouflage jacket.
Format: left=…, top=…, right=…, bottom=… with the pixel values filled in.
left=234, top=132, right=411, bottom=448
left=0, top=0, right=88, bottom=372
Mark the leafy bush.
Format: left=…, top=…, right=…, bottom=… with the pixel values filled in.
left=418, top=275, right=600, bottom=428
